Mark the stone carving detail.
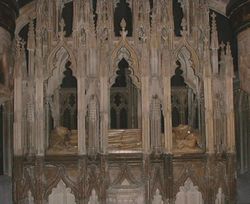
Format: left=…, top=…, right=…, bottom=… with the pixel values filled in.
left=172, top=125, right=201, bottom=153
left=79, top=27, right=86, bottom=45
left=215, top=187, right=225, bottom=204
left=116, top=46, right=132, bottom=67
left=120, top=18, right=128, bottom=38
left=107, top=185, right=144, bottom=204
left=213, top=91, right=227, bottom=153
left=107, top=166, right=144, bottom=204
left=87, top=95, right=99, bottom=154
left=11, top=0, right=236, bottom=203
left=150, top=95, right=162, bottom=153
left=49, top=126, right=142, bottom=152
left=152, top=189, right=164, bottom=204
left=88, top=189, right=99, bottom=204
left=48, top=180, right=76, bottom=204
left=138, top=26, right=147, bottom=43
left=108, top=129, right=142, bottom=151
left=175, top=178, right=203, bottom=204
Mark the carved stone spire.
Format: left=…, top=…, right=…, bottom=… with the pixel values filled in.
left=59, top=18, right=66, bottom=40
left=27, top=20, right=35, bottom=50
left=27, top=20, right=36, bottom=78
left=20, top=39, right=27, bottom=78
left=220, top=42, right=226, bottom=60
left=181, top=18, right=188, bottom=37
left=211, top=12, right=219, bottom=74
left=15, top=37, right=22, bottom=59
left=211, top=12, right=219, bottom=50
left=219, top=41, right=226, bottom=75
left=14, top=37, right=24, bottom=78
left=120, top=18, right=128, bottom=39
left=225, top=42, right=234, bottom=77
left=226, top=42, right=232, bottom=57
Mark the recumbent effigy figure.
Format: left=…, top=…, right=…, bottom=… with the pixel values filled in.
left=172, top=124, right=202, bottom=153
left=49, top=126, right=78, bottom=152
left=48, top=127, right=142, bottom=153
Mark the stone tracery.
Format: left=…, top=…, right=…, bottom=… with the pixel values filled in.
left=10, top=0, right=236, bottom=203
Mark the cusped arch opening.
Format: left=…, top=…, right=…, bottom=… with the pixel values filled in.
left=110, top=58, right=139, bottom=130
left=171, top=47, right=204, bottom=154
left=108, top=56, right=142, bottom=152
left=45, top=47, right=78, bottom=154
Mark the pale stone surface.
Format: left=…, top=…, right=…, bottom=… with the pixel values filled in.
left=48, top=180, right=76, bottom=204
left=88, top=189, right=99, bottom=204
left=107, top=179, right=144, bottom=204
left=27, top=190, right=34, bottom=204
left=175, top=178, right=203, bottom=204
left=215, top=187, right=225, bottom=204
left=152, top=189, right=164, bottom=204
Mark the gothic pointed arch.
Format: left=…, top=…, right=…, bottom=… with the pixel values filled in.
left=110, top=164, right=141, bottom=188
left=110, top=37, right=140, bottom=88
left=44, top=166, right=78, bottom=201
left=171, top=54, right=203, bottom=152
left=22, top=168, right=36, bottom=201
left=172, top=41, right=200, bottom=77
left=86, top=165, right=102, bottom=200
left=47, top=41, right=77, bottom=79
left=45, top=43, right=78, bottom=152
left=15, top=4, right=36, bottom=35
left=150, top=166, right=165, bottom=198
left=109, top=58, right=139, bottom=129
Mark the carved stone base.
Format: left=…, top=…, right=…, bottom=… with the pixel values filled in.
left=13, top=153, right=236, bottom=204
